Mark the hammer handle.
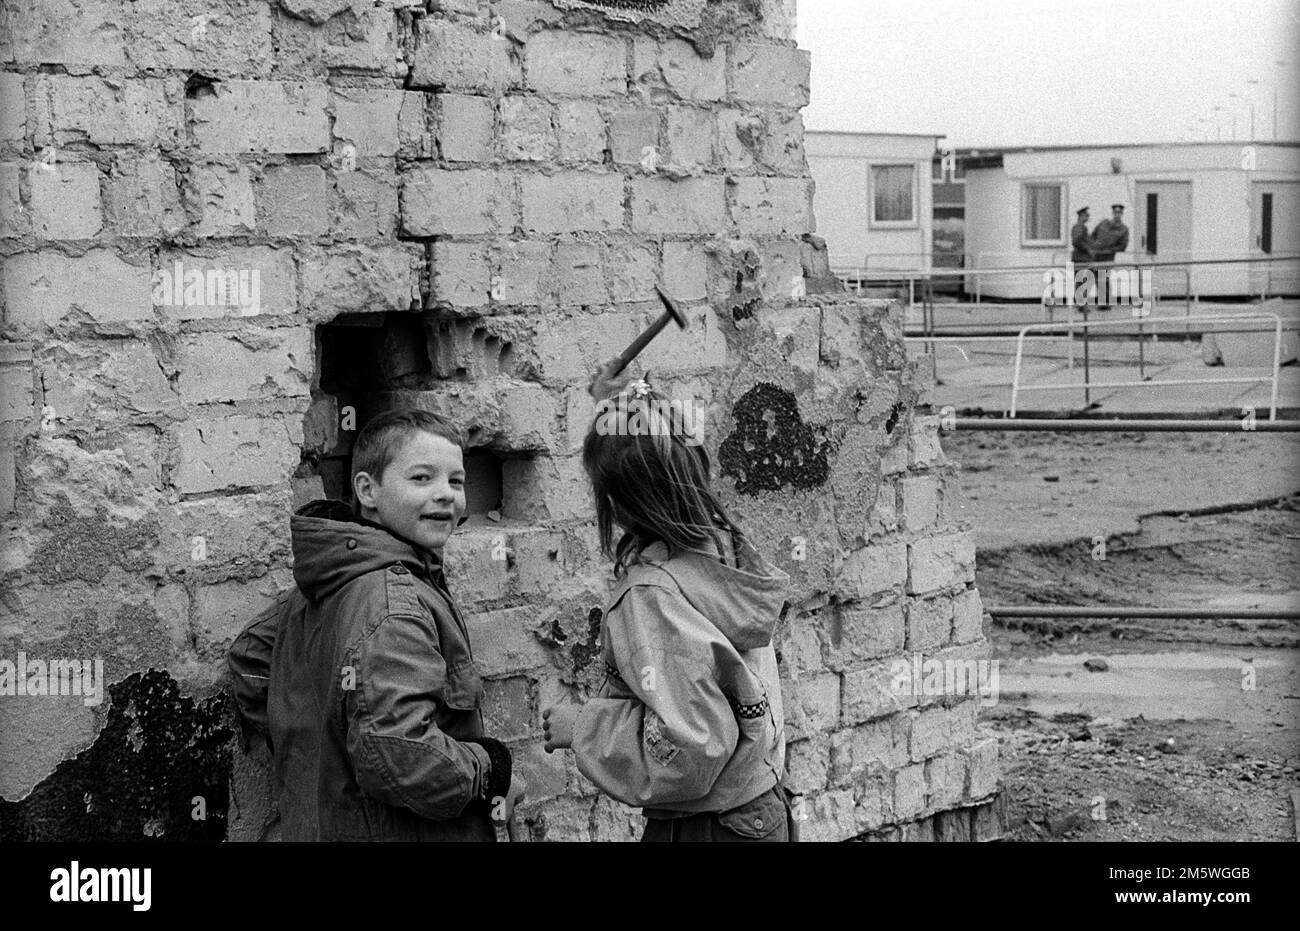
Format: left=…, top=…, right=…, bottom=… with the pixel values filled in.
left=612, top=312, right=674, bottom=375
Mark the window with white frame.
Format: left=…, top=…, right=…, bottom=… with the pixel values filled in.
left=1021, top=183, right=1065, bottom=245
left=870, top=164, right=916, bottom=226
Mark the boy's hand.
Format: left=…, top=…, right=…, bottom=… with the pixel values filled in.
left=588, top=358, right=633, bottom=402
left=542, top=704, right=578, bottom=753
left=491, top=774, right=527, bottom=823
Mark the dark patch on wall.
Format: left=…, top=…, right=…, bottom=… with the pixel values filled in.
left=0, top=670, right=233, bottom=841
left=569, top=607, right=605, bottom=674
left=885, top=401, right=904, bottom=435
left=719, top=383, right=830, bottom=494
left=32, top=496, right=158, bottom=585
left=728, top=248, right=763, bottom=323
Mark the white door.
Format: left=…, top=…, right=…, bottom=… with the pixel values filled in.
left=1253, top=181, right=1300, bottom=294
left=1134, top=181, right=1192, bottom=297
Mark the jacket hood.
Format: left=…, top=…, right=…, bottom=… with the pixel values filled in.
left=631, top=536, right=789, bottom=652
left=291, top=499, right=444, bottom=604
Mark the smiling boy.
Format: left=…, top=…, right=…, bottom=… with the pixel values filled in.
left=229, top=409, right=524, bottom=841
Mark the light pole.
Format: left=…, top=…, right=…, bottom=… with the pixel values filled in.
left=1228, top=92, right=1240, bottom=139
left=1212, top=105, right=1225, bottom=140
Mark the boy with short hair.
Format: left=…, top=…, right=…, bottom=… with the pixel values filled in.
left=229, top=408, right=524, bottom=841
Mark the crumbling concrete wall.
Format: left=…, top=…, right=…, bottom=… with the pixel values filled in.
left=0, top=0, right=1000, bottom=841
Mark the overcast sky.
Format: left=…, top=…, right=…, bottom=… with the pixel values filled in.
left=796, top=0, right=1300, bottom=148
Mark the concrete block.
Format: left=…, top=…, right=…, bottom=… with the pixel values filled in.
left=554, top=242, right=607, bottom=306
left=153, top=248, right=296, bottom=320
left=1, top=0, right=126, bottom=67
left=531, top=311, right=638, bottom=383
left=661, top=241, right=708, bottom=301
left=444, top=528, right=511, bottom=603
left=630, top=176, right=725, bottom=234
left=925, top=752, right=966, bottom=812
left=729, top=176, right=812, bottom=236
left=605, top=241, right=657, bottom=304
left=437, top=94, right=495, bottom=162
left=784, top=737, right=830, bottom=794
left=965, top=736, right=999, bottom=800
left=610, top=108, right=659, bottom=166
left=520, top=171, right=624, bottom=233
left=28, top=161, right=102, bottom=240
left=187, top=161, right=256, bottom=237
left=493, top=239, right=554, bottom=306
left=635, top=304, right=727, bottom=373
left=730, top=43, right=811, bottom=107
left=193, top=573, right=291, bottom=650
left=835, top=542, right=907, bottom=601
left=331, top=168, right=399, bottom=240
left=906, top=595, right=953, bottom=652
left=665, top=106, right=715, bottom=167
left=866, top=479, right=899, bottom=537
left=34, top=75, right=178, bottom=148
left=512, top=528, right=566, bottom=595
left=907, top=532, right=976, bottom=595
left=800, top=788, right=857, bottom=842
left=1, top=164, right=27, bottom=240
left=717, top=108, right=761, bottom=171
left=468, top=606, right=552, bottom=676
left=900, top=474, right=939, bottom=531
left=893, top=762, right=926, bottom=821
left=908, top=706, right=951, bottom=761
left=331, top=87, right=408, bottom=158
left=173, top=414, right=303, bottom=494
left=299, top=243, right=421, bottom=319
left=526, top=31, right=626, bottom=96
left=190, top=80, right=329, bottom=154
left=632, top=37, right=726, bottom=102
left=102, top=155, right=185, bottom=238
left=556, top=100, right=606, bottom=163
left=762, top=110, right=805, bottom=174
left=0, top=73, right=25, bottom=142
left=401, top=167, right=512, bottom=236
left=829, top=718, right=908, bottom=786
left=785, top=671, right=840, bottom=739
left=175, top=329, right=313, bottom=405
left=952, top=588, right=985, bottom=644
left=910, top=416, right=946, bottom=467
left=412, top=18, right=519, bottom=91
left=3, top=250, right=152, bottom=330
left=127, top=0, right=275, bottom=74
left=430, top=240, right=491, bottom=309
left=842, top=657, right=916, bottom=724
left=501, top=455, right=589, bottom=522
left=258, top=164, right=328, bottom=238
left=828, top=602, right=905, bottom=668
left=498, top=96, right=556, bottom=162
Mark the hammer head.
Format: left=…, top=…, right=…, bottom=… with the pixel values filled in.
left=654, top=282, right=689, bottom=329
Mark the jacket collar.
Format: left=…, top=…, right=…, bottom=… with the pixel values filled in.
left=290, top=499, right=448, bottom=603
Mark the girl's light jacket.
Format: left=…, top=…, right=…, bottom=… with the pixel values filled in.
left=571, top=538, right=789, bottom=815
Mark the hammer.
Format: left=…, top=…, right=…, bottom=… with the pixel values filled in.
left=608, top=283, right=690, bottom=377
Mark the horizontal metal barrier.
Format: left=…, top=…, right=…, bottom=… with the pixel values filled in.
left=943, top=418, right=1299, bottom=432
left=987, top=605, right=1300, bottom=620
left=1009, top=312, right=1285, bottom=420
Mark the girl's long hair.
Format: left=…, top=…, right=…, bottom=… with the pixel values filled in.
left=582, top=384, right=749, bottom=577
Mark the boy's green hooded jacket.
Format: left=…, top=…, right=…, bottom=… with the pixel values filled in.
left=228, top=500, right=511, bottom=841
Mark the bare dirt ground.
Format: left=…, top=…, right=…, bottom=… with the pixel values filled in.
left=943, top=430, right=1300, bottom=841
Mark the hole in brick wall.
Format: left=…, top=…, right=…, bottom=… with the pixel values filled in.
left=307, top=313, right=530, bottom=511
left=464, top=449, right=503, bottom=516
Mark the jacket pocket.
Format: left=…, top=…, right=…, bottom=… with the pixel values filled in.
left=717, top=788, right=785, bottom=840
left=441, top=659, right=483, bottom=711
